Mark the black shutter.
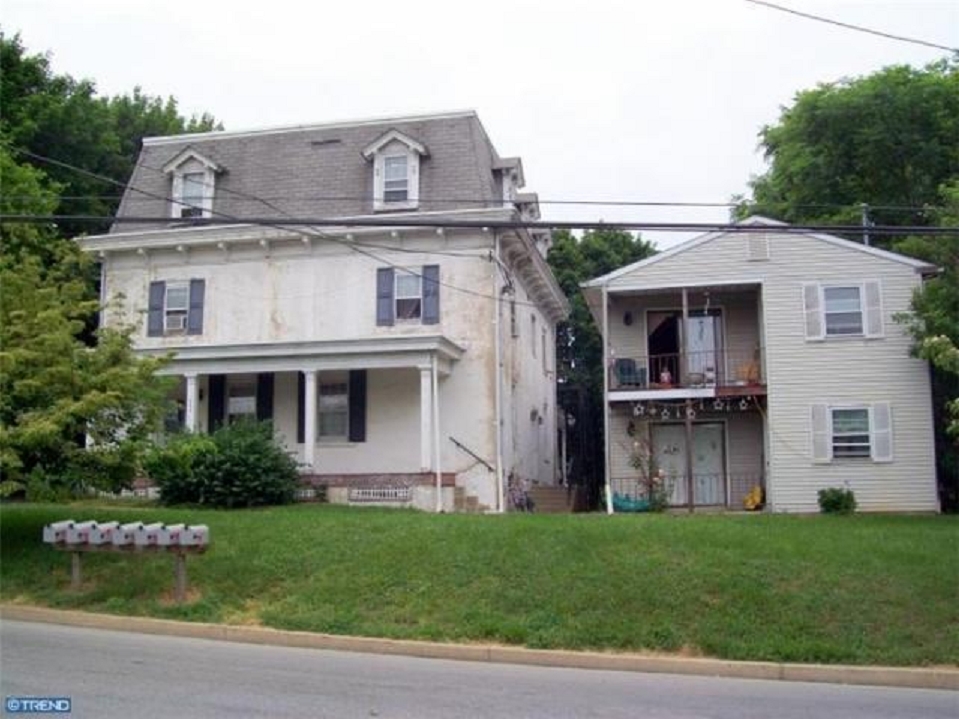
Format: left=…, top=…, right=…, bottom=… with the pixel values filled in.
left=256, top=373, right=274, bottom=421
left=147, top=281, right=165, bottom=336
left=296, top=372, right=305, bottom=443
left=348, top=370, right=367, bottom=443
left=187, top=278, right=205, bottom=335
left=376, top=268, right=394, bottom=326
left=422, top=264, right=440, bottom=325
left=208, top=374, right=226, bottom=431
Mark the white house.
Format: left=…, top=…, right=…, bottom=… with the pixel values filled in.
left=80, top=110, right=569, bottom=512
left=582, top=217, right=939, bottom=513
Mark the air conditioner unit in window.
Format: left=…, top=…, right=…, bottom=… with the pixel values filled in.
left=166, top=314, right=187, bottom=332
left=180, top=206, right=203, bottom=219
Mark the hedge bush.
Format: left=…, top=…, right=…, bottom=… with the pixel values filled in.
left=143, top=421, right=299, bottom=508
left=818, top=487, right=857, bottom=515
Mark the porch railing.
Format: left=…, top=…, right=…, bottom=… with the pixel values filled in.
left=609, top=348, right=764, bottom=391
left=610, top=473, right=765, bottom=510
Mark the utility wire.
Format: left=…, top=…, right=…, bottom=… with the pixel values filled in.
left=0, top=193, right=945, bottom=214
left=744, top=0, right=959, bottom=53
left=11, top=147, right=548, bottom=310
left=4, top=213, right=958, bottom=236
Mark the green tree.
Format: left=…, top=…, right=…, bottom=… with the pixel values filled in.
left=1, top=31, right=220, bottom=240
left=737, top=59, right=959, bottom=233
left=0, top=147, right=173, bottom=497
left=548, top=229, right=656, bottom=502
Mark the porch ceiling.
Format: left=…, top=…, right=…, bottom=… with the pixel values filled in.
left=143, top=335, right=465, bottom=376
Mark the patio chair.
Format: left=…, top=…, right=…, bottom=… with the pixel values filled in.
left=614, top=358, right=647, bottom=388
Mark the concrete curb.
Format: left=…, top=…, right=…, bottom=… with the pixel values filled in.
left=2, top=604, right=956, bottom=691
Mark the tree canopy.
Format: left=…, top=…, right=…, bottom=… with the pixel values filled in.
left=1, top=31, right=220, bottom=240
left=0, top=32, right=219, bottom=499
left=737, top=58, right=959, bottom=231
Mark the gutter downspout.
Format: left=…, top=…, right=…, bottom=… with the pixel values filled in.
left=602, top=284, right=613, bottom=515
left=493, top=232, right=505, bottom=513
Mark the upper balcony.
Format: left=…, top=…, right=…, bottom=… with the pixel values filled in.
left=602, top=284, right=767, bottom=401
left=608, top=347, right=766, bottom=400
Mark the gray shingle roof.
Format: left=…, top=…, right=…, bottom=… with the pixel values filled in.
left=112, top=110, right=510, bottom=233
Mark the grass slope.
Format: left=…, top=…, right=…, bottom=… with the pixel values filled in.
left=1, top=503, right=956, bottom=666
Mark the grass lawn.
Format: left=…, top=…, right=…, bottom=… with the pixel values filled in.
left=1, top=503, right=957, bottom=666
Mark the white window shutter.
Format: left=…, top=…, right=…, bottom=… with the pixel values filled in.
left=871, top=402, right=893, bottom=462
left=810, top=404, right=832, bottom=463
left=863, top=280, right=884, bottom=338
left=803, top=283, right=824, bottom=341
left=408, top=152, right=419, bottom=207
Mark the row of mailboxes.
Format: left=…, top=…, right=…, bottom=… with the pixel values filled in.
left=43, top=520, right=209, bottom=548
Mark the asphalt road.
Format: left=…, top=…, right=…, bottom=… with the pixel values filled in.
left=1, top=620, right=956, bottom=718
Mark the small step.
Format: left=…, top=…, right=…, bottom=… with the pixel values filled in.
left=526, top=486, right=573, bottom=514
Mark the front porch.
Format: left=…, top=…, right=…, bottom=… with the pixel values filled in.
left=607, top=397, right=767, bottom=512
left=153, top=336, right=470, bottom=509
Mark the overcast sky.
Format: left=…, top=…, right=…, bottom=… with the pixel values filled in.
left=5, top=0, right=957, bottom=248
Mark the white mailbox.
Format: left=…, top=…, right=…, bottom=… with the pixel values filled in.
left=179, top=525, right=209, bottom=547
left=157, top=524, right=185, bottom=547
left=43, top=520, right=75, bottom=544
left=134, top=523, right=164, bottom=547
left=88, top=521, right=119, bottom=545
left=65, top=521, right=97, bottom=545
left=112, top=522, right=143, bottom=546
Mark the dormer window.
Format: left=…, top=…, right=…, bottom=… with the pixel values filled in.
left=162, top=148, right=223, bottom=220
left=362, top=129, right=428, bottom=212
left=384, top=156, right=409, bottom=203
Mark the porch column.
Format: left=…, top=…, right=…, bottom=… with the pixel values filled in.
left=682, top=287, right=693, bottom=513
left=303, top=370, right=318, bottom=470
left=419, top=366, right=432, bottom=471
left=602, top=285, right=613, bottom=515
left=184, top=373, right=199, bottom=433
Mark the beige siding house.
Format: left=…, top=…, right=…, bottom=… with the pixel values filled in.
left=80, top=111, right=568, bottom=512
left=582, top=217, right=938, bottom=513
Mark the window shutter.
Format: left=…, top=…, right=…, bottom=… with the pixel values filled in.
left=802, top=283, right=824, bottom=341
left=863, top=280, right=884, bottom=338
left=871, top=402, right=893, bottom=462
left=376, top=268, right=395, bottom=326
left=147, top=281, right=165, bottom=336
left=810, top=404, right=831, bottom=463
left=256, top=373, right=274, bottom=421
left=422, top=264, right=440, bottom=325
left=187, top=279, right=205, bottom=335
left=296, top=372, right=305, bottom=443
left=208, top=374, right=226, bottom=431
left=348, top=370, right=367, bottom=442
left=170, top=174, right=183, bottom=218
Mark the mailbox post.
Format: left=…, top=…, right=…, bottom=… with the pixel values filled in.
left=42, top=519, right=209, bottom=604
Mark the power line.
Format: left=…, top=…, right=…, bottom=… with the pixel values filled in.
left=0, top=193, right=944, bottom=214
left=744, top=0, right=959, bottom=53
left=4, top=213, right=958, bottom=236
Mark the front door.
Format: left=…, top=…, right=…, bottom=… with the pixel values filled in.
left=651, top=423, right=726, bottom=506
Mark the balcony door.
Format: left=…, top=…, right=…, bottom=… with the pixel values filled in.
left=646, top=309, right=723, bottom=386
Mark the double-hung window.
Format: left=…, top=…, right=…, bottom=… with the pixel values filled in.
left=148, top=279, right=205, bottom=337
left=802, top=281, right=883, bottom=340
left=164, top=281, right=190, bottom=333
left=823, top=286, right=863, bottom=336
left=319, top=382, right=349, bottom=439
left=227, top=377, right=257, bottom=424
left=395, top=272, right=422, bottom=320
left=383, top=156, right=409, bottom=204
left=179, top=172, right=207, bottom=219
left=811, top=402, right=892, bottom=463
left=831, top=408, right=870, bottom=458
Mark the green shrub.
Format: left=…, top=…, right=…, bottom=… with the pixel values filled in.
left=818, top=487, right=857, bottom=515
left=144, top=421, right=299, bottom=508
